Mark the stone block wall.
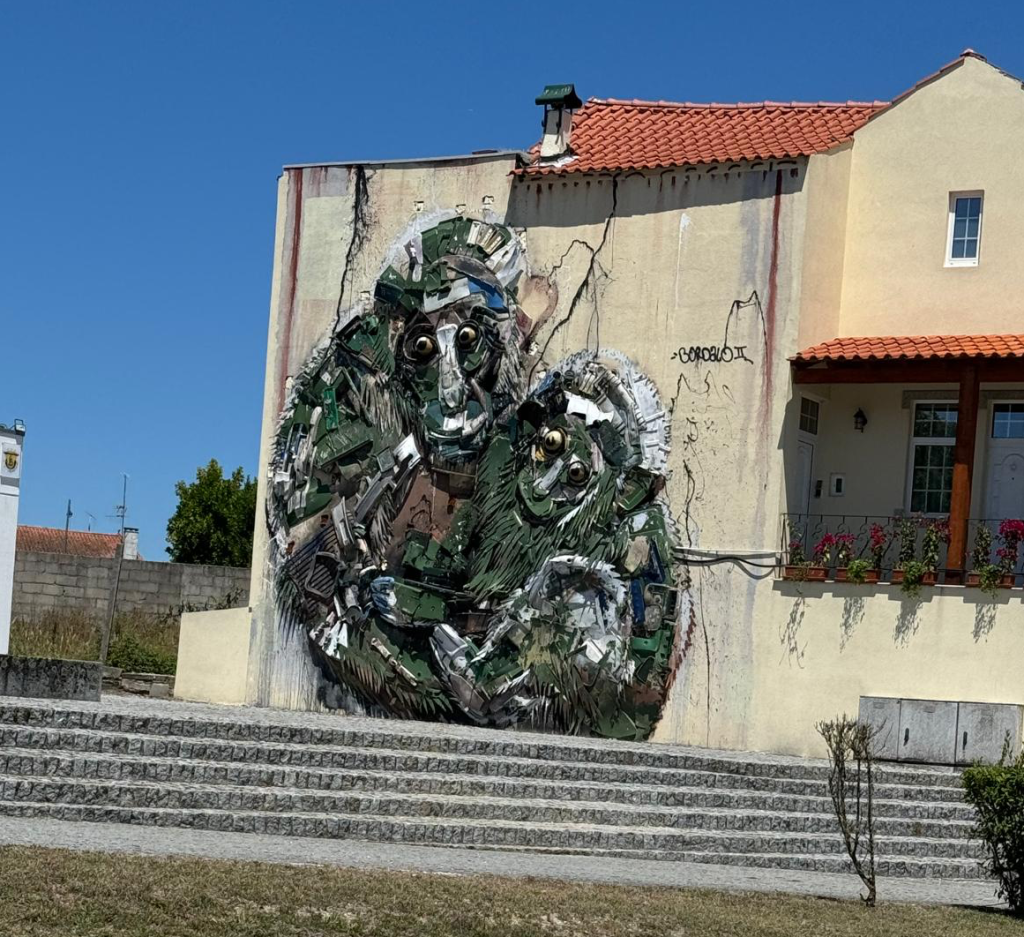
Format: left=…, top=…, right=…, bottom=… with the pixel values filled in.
left=12, top=551, right=250, bottom=622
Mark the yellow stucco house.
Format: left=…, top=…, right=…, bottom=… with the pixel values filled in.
left=178, top=50, right=1024, bottom=762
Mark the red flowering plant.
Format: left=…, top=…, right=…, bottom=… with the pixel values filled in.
left=996, top=519, right=1024, bottom=576
left=868, top=523, right=889, bottom=570
left=813, top=533, right=837, bottom=567
left=788, top=538, right=807, bottom=565
left=833, top=533, right=856, bottom=568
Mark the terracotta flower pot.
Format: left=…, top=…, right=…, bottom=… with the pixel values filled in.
left=890, top=570, right=905, bottom=585
left=921, top=571, right=938, bottom=586
left=783, top=565, right=826, bottom=581
left=999, top=573, right=1016, bottom=588
left=835, top=568, right=880, bottom=584
left=966, top=572, right=981, bottom=587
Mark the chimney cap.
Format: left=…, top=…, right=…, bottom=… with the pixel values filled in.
left=536, top=84, right=582, bottom=109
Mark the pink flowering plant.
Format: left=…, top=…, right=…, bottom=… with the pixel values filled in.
left=869, top=523, right=889, bottom=570
left=997, top=519, right=1024, bottom=576
left=812, top=533, right=836, bottom=566
left=834, top=533, right=856, bottom=567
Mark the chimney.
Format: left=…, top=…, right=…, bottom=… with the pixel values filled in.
left=122, top=527, right=139, bottom=560
left=536, top=84, right=582, bottom=160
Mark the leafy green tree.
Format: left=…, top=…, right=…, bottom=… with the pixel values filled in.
left=166, top=460, right=257, bottom=567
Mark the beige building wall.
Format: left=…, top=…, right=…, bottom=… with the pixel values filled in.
left=838, top=56, right=1024, bottom=336
left=175, top=606, right=252, bottom=706
left=752, top=580, right=1024, bottom=758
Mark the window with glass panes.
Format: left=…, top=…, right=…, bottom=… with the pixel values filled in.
left=992, top=403, right=1024, bottom=439
left=799, top=397, right=819, bottom=435
left=947, top=194, right=982, bottom=265
left=909, top=403, right=957, bottom=513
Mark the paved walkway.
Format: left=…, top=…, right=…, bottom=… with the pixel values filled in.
left=0, top=816, right=1004, bottom=909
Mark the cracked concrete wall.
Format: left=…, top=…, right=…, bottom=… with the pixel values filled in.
left=245, top=156, right=521, bottom=710
left=507, top=165, right=811, bottom=750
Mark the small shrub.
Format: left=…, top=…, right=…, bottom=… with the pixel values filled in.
left=844, top=558, right=873, bottom=584
left=817, top=715, right=879, bottom=907
left=897, top=515, right=919, bottom=567
left=106, top=632, right=177, bottom=675
left=962, top=741, right=1024, bottom=914
left=973, top=524, right=994, bottom=570
left=899, top=559, right=929, bottom=597
left=977, top=563, right=1003, bottom=598
left=921, top=517, right=950, bottom=570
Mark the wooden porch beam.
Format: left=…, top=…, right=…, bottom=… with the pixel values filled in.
left=948, top=363, right=980, bottom=572
left=793, top=360, right=1024, bottom=384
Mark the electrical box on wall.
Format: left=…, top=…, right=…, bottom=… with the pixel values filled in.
left=830, top=474, right=845, bottom=497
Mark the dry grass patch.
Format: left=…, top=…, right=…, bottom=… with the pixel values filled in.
left=9, top=609, right=179, bottom=673
left=0, top=846, right=1016, bottom=937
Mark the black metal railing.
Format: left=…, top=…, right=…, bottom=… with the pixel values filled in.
left=779, top=514, right=1023, bottom=585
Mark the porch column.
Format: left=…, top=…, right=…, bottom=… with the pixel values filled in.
left=947, top=363, right=980, bottom=575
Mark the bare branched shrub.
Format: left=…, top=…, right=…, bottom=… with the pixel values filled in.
left=817, top=715, right=879, bottom=906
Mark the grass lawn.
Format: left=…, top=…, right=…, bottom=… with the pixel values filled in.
left=0, top=846, right=1017, bottom=937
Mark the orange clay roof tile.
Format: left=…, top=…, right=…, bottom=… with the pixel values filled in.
left=792, top=335, right=1024, bottom=363
left=16, top=525, right=123, bottom=558
left=519, top=99, right=887, bottom=176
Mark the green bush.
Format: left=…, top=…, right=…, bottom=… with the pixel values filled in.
left=961, top=743, right=1024, bottom=914
left=106, top=632, right=177, bottom=675
left=844, top=558, right=873, bottom=584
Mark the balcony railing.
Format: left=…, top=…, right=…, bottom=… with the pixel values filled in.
left=780, top=514, right=1023, bottom=585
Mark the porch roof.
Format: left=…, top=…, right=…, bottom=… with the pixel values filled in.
left=792, top=335, right=1024, bottom=384
left=792, top=334, right=1024, bottom=364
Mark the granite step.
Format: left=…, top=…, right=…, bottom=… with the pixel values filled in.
left=0, top=776, right=976, bottom=840
left=0, top=703, right=962, bottom=789
left=0, top=748, right=974, bottom=821
left=0, top=727, right=968, bottom=802
left=0, top=799, right=985, bottom=863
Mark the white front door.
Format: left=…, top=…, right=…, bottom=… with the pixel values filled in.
left=796, top=438, right=815, bottom=515
left=984, top=403, right=1024, bottom=520
left=985, top=443, right=1024, bottom=520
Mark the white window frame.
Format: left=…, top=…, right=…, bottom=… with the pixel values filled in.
left=798, top=395, right=821, bottom=436
left=945, top=191, right=983, bottom=268
left=990, top=401, right=1024, bottom=440
left=904, top=400, right=958, bottom=515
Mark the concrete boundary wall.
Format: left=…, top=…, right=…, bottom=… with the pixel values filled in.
left=12, top=551, right=251, bottom=621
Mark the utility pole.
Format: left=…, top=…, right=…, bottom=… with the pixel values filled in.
left=100, top=473, right=130, bottom=665
left=64, top=499, right=72, bottom=552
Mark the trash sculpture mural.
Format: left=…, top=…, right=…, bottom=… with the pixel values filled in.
left=269, top=215, right=685, bottom=740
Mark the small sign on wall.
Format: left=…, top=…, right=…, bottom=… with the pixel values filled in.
left=1, top=443, right=21, bottom=482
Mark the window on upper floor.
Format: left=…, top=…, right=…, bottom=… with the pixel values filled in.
left=946, top=192, right=983, bottom=267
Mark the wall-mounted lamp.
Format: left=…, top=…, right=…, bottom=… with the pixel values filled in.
left=854, top=408, right=868, bottom=432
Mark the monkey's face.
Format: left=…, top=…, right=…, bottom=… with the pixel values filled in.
left=516, top=415, right=607, bottom=521
left=397, top=294, right=517, bottom=462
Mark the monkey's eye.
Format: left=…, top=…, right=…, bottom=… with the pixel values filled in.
left=408, top=334, right=437, bottom=360
left=566, top=462, right=589, bottom=484
left=456, top=324, right=479, bottom=349
left=540, top=428, right=567, bottom=457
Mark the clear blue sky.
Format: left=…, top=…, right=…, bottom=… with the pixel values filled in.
left=2, top=1, right=1020, bottom=560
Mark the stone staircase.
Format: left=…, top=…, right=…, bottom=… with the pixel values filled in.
left=0, top=697, right=985, bottom=879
